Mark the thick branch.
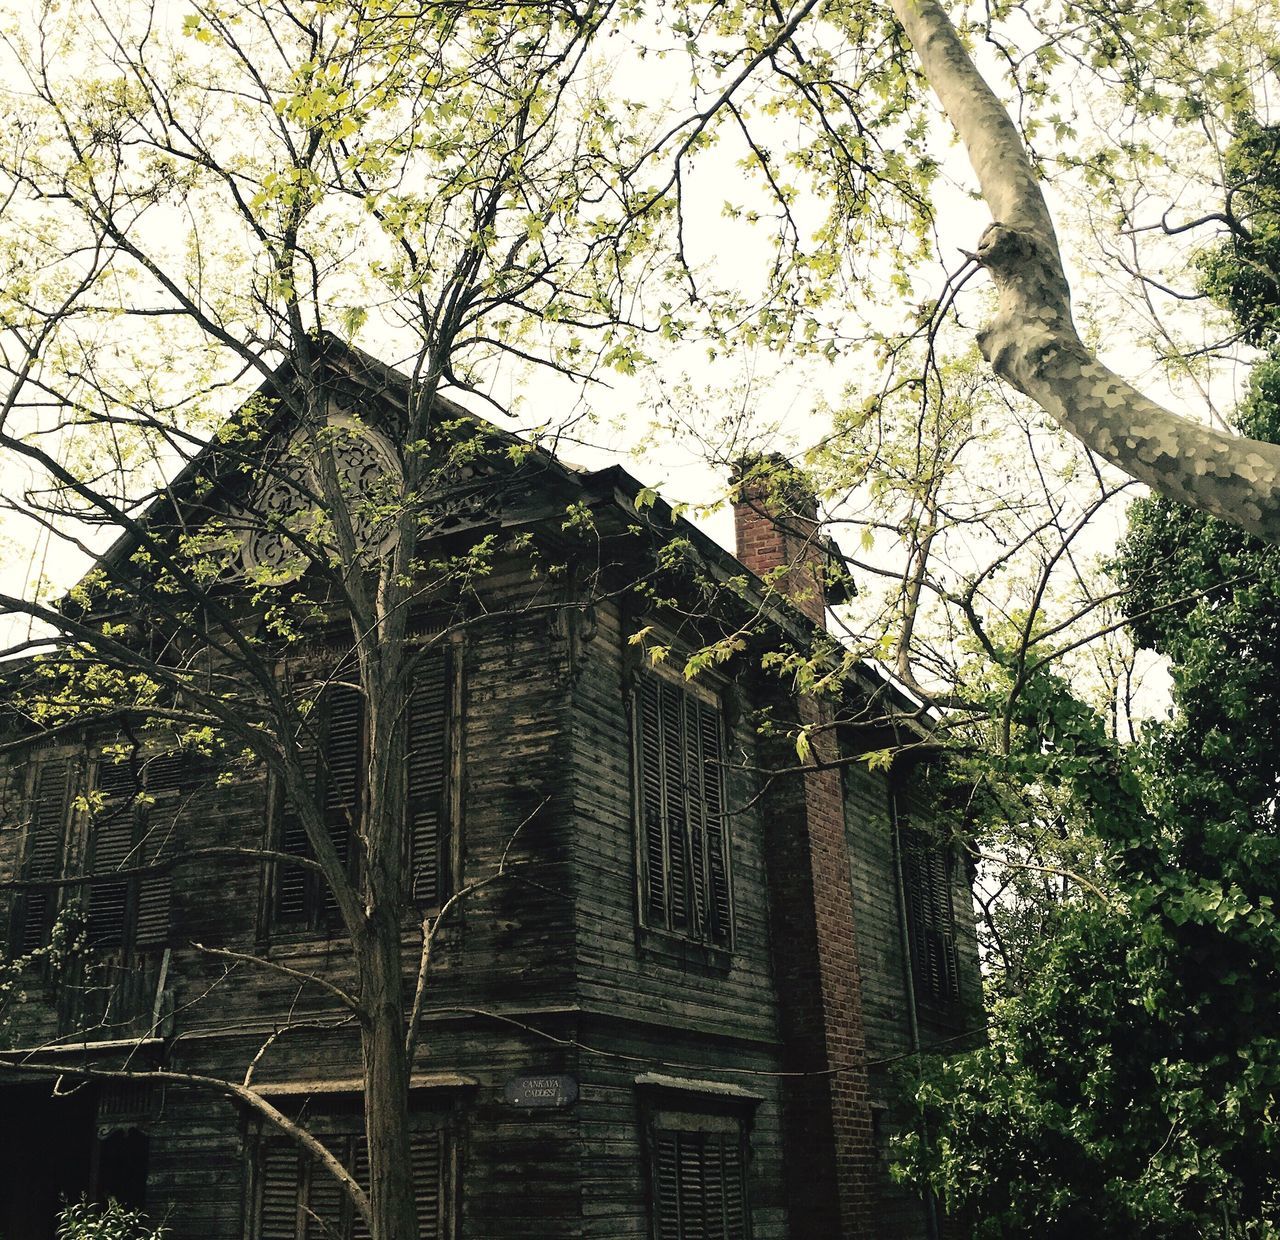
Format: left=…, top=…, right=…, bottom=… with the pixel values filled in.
left=889, top=0, right=1280, bottom=541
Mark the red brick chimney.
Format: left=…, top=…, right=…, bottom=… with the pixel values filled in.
left=734, top=453, right=874, bottom=1238
left=730, top=454, right=834, bottom=628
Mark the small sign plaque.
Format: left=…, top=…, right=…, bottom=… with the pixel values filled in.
left=504, top=1074, right=578, bottom=1108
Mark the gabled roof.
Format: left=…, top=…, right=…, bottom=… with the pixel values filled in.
left=69, top=336, right=930, bottom=740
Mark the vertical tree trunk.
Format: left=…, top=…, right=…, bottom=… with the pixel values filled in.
left=359, top=922, right=419, bottom=1240
left=357, top=613, right=417, bottom=1239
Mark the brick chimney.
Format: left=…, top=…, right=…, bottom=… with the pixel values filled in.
left=730, top=454, right=833, bottom=628
left=734, top=453, right=874, bottom=1237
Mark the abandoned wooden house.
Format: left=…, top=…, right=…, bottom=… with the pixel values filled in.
left=0, top=342, right=982, bottom=1239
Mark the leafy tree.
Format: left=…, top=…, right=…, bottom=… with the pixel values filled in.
left=891, top=122, right=1280, bottom=1238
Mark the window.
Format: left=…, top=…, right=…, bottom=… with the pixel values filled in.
left=10, top=755, right=72, bottom=955
left=634, top=673, right=732, bottom=947
left=900, top=826, right=961, bottom=1009
left=647, top=1109, right=750, bottom=1240
left=85, top=749, right=196, bottom=951
left=273, top=648, right=454, bottom=930
left=254, top=1108, right=453, bottom=1240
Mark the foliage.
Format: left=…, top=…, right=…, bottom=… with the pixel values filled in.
left=56, top=1199, right=165, bottom=1240
left=891, top=121, right=1280, bottom=1237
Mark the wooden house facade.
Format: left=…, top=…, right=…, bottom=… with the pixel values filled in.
left=0, top=345, right=982, bottom=1239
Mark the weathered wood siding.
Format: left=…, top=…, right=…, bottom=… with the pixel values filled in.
left=566, top=597, right=788, bottom=1239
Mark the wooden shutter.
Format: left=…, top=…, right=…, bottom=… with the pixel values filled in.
left=322, top=686, right=363, bottom=921
left=134, top=800, right=175, bottom=948
left=659, top=683, right=689, bottom=931
left=902, top=828, right=960, bottom=1007
left=407, top=651, right=450, bottom=906
left=720, top=1137, right=746, bottom=1239
left=655, top=1128, right=748, bottom=1240
left=88, top=803, right=135, bottom=949
left=277, top=733, right=318, bottom=924
left=17, top=759, right=68, bottom=953
left=259, top=1141, right=301, bottom=1240
left=303, top=1137, right=347, bottom=1239
left=637, top=676, right=667, bottom=925
left=411, top=1128, right=445, bottom=1240
left=695, top=701, right=731, bottom=946
left=654, top=1130, right=682, bottom=1240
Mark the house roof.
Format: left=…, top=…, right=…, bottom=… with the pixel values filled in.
left=68, top=335, right=931, bottom=740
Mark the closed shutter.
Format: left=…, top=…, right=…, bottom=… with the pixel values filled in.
left=654, top=1128, right=748, bottom=1240
left=350, top=1140, right=370, bottom=1240
left=659, top=683, right=689, bottom=931
left=304, top=1138, right=347, bottom=1239
left=17, top=759, right=68, bottom=953
left=351, top=1127, right=446, bottom=1239
left=695, top=702, right=730, bottom=947
left=277, top=733, right=318, bottom=923
left=411, top=1128, right=445, bottom=1240
left=87, top=804, right=134, bottom=949
left=406, top=651, right=450, bottom=906
left=322, top=685, right=363, bottom=922
left=134, top=801, right=175, bottom=948
left=654, top=1131, right=682, bottom=1240
left=637, top=677, right=667, bottom=924
left=635, top=674, right=734, bottom=946
left=902, top=828, right=960, bottom=1007
left=259, top=1141, right=301, bottom=1240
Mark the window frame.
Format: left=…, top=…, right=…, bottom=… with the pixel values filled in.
left=630, top=665, right=735, bottom=953
left=642, top=1097, right=754, bottom=1240
left=898, top=823, right=962, bottom=1012
left=84, top=748, right=198, bottom=953
left=265, top=640, right=460, bottom=938
left=248, top=1094, right=459, bottom=1240
left=8, top=751, right=75, bottom=957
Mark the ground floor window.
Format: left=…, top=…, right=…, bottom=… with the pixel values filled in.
left=252, top=1101, right=454, bottom=1240
left=646, top=1107, right=750, bottom=1240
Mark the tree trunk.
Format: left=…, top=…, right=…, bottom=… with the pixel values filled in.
left=359, top=922, right=419, bottom=1240
left=356, top=596, right=418, bottom=1240
left=886, top=0, right=1280, bottom=541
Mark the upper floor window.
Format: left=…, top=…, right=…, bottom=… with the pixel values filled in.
left=271, top=646, right=454, bottom=931
left=633, top=673, right=732, bottom=948
left=10, top=754, right=72, bottom=955
left=899, top=825, right=961, bottom=1010
left=86, top=749, right=197, bottom=951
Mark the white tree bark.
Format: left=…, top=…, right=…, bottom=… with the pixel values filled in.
left=888, top=0, right=1280, bottom=541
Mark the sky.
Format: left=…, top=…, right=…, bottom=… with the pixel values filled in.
left=0, top=0, right=1262, bottom=718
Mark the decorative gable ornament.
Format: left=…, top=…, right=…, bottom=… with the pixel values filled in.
left=241, top=413, right=403, bottom=582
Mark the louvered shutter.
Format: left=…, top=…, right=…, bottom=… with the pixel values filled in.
left=278, top=732, right=320, bottom=924
left=659, top=683, right=689, bottom=931
left=144, top=752, right=191, bottom=794
left=901, top=828, right=960, bottom=1007
left=322, top=686, right=363, bottom=921
left=676, top=1133, right=707, bottom=1239
left=88, top=803, right=135, bottom=949
left=350, top=1139, right=371, bottom=1240
left=655, top=1128, right=748, bottom=1240
left=134, top=800, right=175, bottom=948
left=720, top=1137, right=746, bottom=1239
left=260, top=1141, right=302, bottom=1239
left=407, top=652, right=450, bottom=906
left=410, top=1128, right=445, bottom=1240
left=304, top=1137, right=347, bottom=1239
left=925, top=846, right=960, bottom=1003
left=695, top=702, right=731, bottom=946
left=637, top=677, right=667, bottom=924
left=17, top=759, right=68, bottom=953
